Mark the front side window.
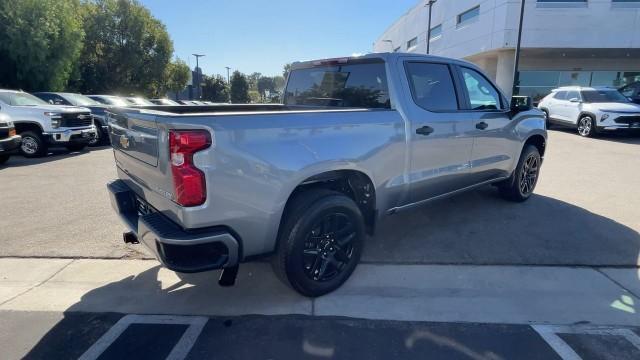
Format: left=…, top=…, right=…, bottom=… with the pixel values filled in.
left=460, top=67, right=502, bottom=110
left=285, top=61, right=390, bottom=109
left=405, top=62, right=458, bottom=112
left=565, top=90, right=581, bottom=102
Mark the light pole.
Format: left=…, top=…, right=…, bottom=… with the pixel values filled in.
left=225, top=66, right=231, bottom=103
left=192, top=53, right=205, bottom=99
left=382, top=39, right=394, bottom=52
left=425, top=0, right=437, bottom=55
left=512, top=0, right=526, bottom=97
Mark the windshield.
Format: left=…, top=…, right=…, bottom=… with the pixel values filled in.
left=581, top=90, right=629, bottom=103
left=126, top=97, right=154, bottom=106
left=158, top=99, right=179, bottom=105
left=63, top=93, right=101, bottom=106
left=285, top=61, right=390, bottom=108
left=0, top=92, right=48, bottom=106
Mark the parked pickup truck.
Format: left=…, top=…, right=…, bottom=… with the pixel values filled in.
left=0, top=113, right=21, bottom=165
left=0, top=90, right=96, bottom=157
left=107, top=53, right=547, bottom=297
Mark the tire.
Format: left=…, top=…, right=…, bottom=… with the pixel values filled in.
left=577, top=115, right=597, bottom=137
left=19, top=131, right=47, bottom=157
left=542, top=109, right=552, bottom=129
left=0, top=154, right=9, bottom=165
left=498, top=145, right=541, bottom=202
left=65, top=143, right=88, bottom=152
left=272, top=189, right=365, bottom=297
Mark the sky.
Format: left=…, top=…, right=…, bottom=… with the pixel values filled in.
left=138, top=0, right=419, bottom=77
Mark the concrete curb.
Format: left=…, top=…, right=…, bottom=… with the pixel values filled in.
left=0, top=258, right=638, bottom=326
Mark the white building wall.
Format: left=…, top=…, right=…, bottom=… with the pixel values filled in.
left=374, top=0, right=640, bottom=56
left=374, top=0, right=640, bottom=97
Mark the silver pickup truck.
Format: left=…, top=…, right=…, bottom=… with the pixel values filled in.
left=107, top=53, right=547, bottom=297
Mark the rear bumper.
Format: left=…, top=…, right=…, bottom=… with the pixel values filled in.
left=107, top=179, right=239, bottom=272
left=0, top=135, right=21, bottom=153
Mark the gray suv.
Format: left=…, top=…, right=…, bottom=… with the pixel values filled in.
left=106, top=53, right=547, bottom=296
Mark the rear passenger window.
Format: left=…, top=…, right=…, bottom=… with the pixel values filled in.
left=405, top=62, right=458, bottom=111
left=553, top=91, right=567, bottom=100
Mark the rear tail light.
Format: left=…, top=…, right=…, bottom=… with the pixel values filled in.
left=169, top=130, right=212, bottom=207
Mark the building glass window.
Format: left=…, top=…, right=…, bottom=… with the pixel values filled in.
left=405, top=62, right=459, bottom=111
left=457, top=6, right=480, bottom=27
left=558, top=71, right=591, bottom=86
left=429, top=24, right=442, bottom=41
left=516, top=70, right=640, bottom=103
left=407, top=37, right=418, bottom=50
left=537, top=0, right=588, bottom=5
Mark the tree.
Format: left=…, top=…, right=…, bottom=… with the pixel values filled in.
left=202, top=75, right=229, bottom=103
left=257, top=76, right=276, bottom=101
left=282, top=63, right=292, bottom=79
left=164, top=59, right=191, bottom=99
left=76, top=0, right=173, bottom=95
left=273, top=75, right=286, bottom=91
left=0, top=0, right=85, bottom=91
left=230, top=71, right=250, bottom=104
left=247, top=72, right=262, bottom=92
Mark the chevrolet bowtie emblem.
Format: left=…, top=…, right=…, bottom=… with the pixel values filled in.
left=119, top=135, right=130, bottom=149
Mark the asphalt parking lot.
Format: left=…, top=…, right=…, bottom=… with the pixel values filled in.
left=1, top=128, right=639, bottom=267
left=2, top=129, right=640, bottom=359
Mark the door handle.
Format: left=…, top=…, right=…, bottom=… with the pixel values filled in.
left=416, top=126, right=434, bottom=136
left=476, top=121, right=489, bottom=130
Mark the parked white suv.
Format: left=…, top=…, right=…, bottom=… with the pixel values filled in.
left=538, top=86, right=640, bottom=137
left=0, top=90, right=97, bottom=157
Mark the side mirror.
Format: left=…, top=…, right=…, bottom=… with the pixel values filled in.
left=511, top=96, right=532, bottom=112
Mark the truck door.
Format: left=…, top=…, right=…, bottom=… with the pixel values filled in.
left=401, top=60, right=476, bottom=204
left=455, top=65, right=514, bottom=183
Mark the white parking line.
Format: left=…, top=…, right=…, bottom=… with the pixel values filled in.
left=78, top=314, right=208, bottom=360
left=532, top=324, right=640, bottom=360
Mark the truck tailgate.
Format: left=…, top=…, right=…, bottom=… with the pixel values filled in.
left=109, top=110, right=159, bottom=166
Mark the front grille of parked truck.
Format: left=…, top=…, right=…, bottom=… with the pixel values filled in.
left=60, top=112, right=93, bottom=127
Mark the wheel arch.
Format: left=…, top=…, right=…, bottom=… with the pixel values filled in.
left=279, top=169, right=377, bottom=237
left=578, top=111, right=597, bottom=122
left=13, top=121, right=43, bottom=134
left=524, top=134, right=546, bottom=158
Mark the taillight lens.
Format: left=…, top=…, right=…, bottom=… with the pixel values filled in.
left=169, top=130, right=212, bottom=207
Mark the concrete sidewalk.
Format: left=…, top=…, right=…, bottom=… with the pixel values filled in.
left=1, top=258, right=639, bottom=326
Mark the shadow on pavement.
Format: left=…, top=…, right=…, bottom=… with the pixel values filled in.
left=1, top=146, right=109, bottom=168
left=368, top=187, right=640, bottom=267
left=548, top=127, right=640, bottom=145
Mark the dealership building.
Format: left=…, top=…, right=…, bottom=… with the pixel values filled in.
left=373, top=0, right=640, bottom=100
